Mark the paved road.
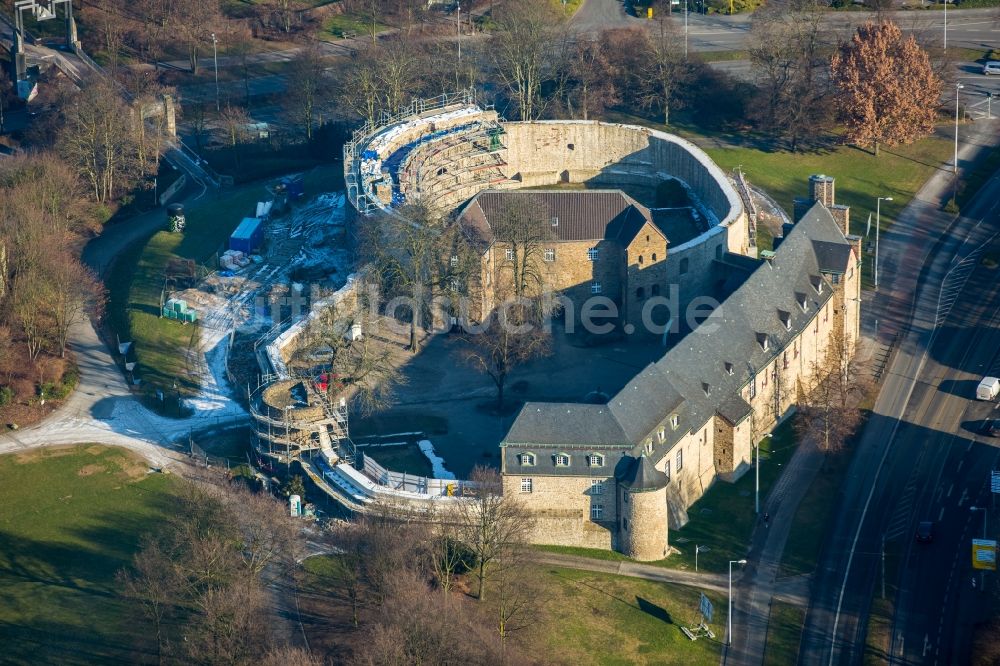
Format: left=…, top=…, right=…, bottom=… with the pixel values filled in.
left=535, top=551, right=730, bottom=594
left=798, top=118, right=1000, bottom=664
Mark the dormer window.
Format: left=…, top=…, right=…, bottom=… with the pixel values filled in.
left=756, top=333, right=769, bottom=352
left=588, top=453, right=605, bottom=467
left=658, top=428, right=665, bottom=443
left=519, top=452, right=536, bottom=466
left=645, top=439, right=653, bottom=454
left=702, top=382, right=711, bottom=397
left=810, top=275, right=823, bottom=294
left=554, top=453, right=571, bottom=467
left=670, top=414, right=679, bottom=429
left=778, top=310, right=791, bottom=331
left=725, top=362, right=734, bottom=376
left=796, top=292, right=808, bottom=312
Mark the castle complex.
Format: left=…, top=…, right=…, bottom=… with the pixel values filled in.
left=258, top=93, right=865, bottom=561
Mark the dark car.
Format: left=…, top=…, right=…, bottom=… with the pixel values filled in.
left=916, top=521, right=934, bottom=543
left=981, top=419, right=998, bottom=437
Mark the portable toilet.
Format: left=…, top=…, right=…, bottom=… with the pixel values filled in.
left=167, top=203, right=185, bottom=232
left=229, top=217, right=263, bottom=254
left=289, top=494, right=302, bottom=517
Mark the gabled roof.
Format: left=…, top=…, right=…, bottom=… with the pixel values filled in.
left=458, top=190, right=664, bottom=246
left=502, top=201, right=856, bottom=467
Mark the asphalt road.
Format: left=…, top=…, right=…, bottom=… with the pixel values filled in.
left=798, top=123, right=1000, bottom=664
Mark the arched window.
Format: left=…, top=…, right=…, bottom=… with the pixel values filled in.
left=554, top=453, right=571, bottom=467
left=652, top=253, right=658, bottom=261
left=519, top=452, right=536, bottom=466
left=588, top=453, right=605, bottom=467
left=638, top=255, right=644, bottom=265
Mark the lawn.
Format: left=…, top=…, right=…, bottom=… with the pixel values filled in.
left=780, top=448, right=851, bottom=577
left=541, top=566, right=723, bottom=665
left=704, top=133, right=954, bottom=241
left=762, top=602, right=805, bottom=666
left=0, top=445, right=182, bottom=665
left=320, top=13, right=386, bottom=41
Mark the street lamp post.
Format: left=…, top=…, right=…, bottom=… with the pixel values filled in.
left=874, top=196, right=892, bottom=290
left=211, top=32, right=220, bottom=112
left=728, top=559, right=747, bottom=646
left=457, top=3, right=461, bottom=63
left=685, top=0, right=689, bottom=59
left=954, top=83, right=964, bottom=174
left=943, top=0, right=948, bottom=51
left=696, top=544, right=705, bottom=572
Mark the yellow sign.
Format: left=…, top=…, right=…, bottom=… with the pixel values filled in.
left=446, top=483, right=455, bottom=497
left=972, top=539, right=997, bottom=571
left=647, top=7, right=653, bottom=19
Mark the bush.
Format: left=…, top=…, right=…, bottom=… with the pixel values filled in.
left=39, top=367, right=79, bottom=401
left=0, top=386, right=13, bottom=407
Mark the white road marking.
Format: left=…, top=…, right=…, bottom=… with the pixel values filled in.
left=939, top=506, right=946, bottom=521
left=947, top=483, right=954, bottom=498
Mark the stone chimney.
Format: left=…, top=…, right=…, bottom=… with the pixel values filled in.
left=829, top=204, right=850, bottom=236
left=809, top=174, right=835, bottom=207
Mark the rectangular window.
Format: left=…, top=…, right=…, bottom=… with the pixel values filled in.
left=824, top=304, right=829, bottom=323
left=555, top=454, right=570, bottom=466
left=450, top=255, right=458, bottom=267
left=591, top=281, right=602, bottom=294
left=783, top=352, right=788, bottom=370
left=591, top=479, right=605, bottom=495
left=749, top=379, right=756, bottom=399
left=520, top=478, right=532, bottom=493
left=676, top=449, right=683, bottom=472
left=589, top=454, right=604, bottom=467
left=591, top=504, right=604, bottom=521
left=551, top=216, right=559, bottom=227
left=544, top=248, right=555, bottom=262
left=664, top=459, right=671, bottom=482
left=588, top=248, right=599, bottom=261
left=505, top=248, right=515, bottom=262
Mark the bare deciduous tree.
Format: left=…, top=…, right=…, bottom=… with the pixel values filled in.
left=456, top=466, right=533, bottom=603
left=286, top=44, right=332, bottom=141
left=490, top=0, right=559, bottom=120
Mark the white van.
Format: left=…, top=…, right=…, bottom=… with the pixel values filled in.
left=977, top=376, right=1000, bottom=401
left=983, top=62, right=1000, bottom=75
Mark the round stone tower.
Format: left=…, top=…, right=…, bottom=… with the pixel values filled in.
left=616, top=454, right=669, bottom=561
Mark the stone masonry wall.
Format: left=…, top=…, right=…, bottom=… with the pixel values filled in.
left=621, top=486, right=669, bottom=561
left=502, top=474, right=617, bottom=549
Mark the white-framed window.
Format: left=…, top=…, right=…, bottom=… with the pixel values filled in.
left=664, top=459, right=671, bottom=482
left=658, top=428, right=666, bottom=443
left=749, top=379, right=756, bottom=400
left=520, top=452, right=536, bottom=466
left=670, top=414, right=679, bottom=429
left=520, top=478, right=533, bottom=493
left=591, top=281, right=602, bottom=294
left=555, top=453, right=571, bottom=467
left=645, top=439, right=653, bottom=454
left=591, top=504, right=604, bottom=521
left=449, top=278, right=459, bottom=293
left=551, top=216, right=559, bottom=227
left=505, top=248, right=515, bottom=262
left=589, top=454, right=605, bottom=467
left=676, top=449, right=683, bottom=472
left=544, top=248, right=556, bottom=262
left=591, top=479, right=605, bottom=495
left=588, top=247, right=599, bottom=261
left=450, top=255, right=459, bottom=267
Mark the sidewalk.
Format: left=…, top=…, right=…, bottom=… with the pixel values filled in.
left=535, top=552, right=729, bottom=595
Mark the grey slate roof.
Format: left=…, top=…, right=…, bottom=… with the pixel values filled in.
left=501, top=202, right=856, bottom=472
left=615, top=454, right=669, bottom=492
left=458, top=190, right=665, bottom=245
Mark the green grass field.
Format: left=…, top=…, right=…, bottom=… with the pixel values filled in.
left=780, top=449, right=851, bottom=577
left=320, top=13, right=386, bottom=41
left=762, top=602, right=805, bottom=665
left=0, top=445, right=182, bottom=665
left=542, top=567, right=722, bottom=664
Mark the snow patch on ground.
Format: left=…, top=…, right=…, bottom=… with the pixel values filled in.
left=418, top=439, right=455, bottom=480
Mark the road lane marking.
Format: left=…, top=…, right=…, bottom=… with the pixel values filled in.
left=947, top=483, right=954, bottom=497
left=939, top=506, right=946, bottom=521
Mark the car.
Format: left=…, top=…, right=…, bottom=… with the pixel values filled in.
left=981, top=419, right=998, bottom=437
left=984, top=61, right=1000, bottom=76
left=916, top=521, right=934, bottom=543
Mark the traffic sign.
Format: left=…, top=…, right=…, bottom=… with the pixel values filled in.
left=991, top=470, right=1000, bottom=494
left=972, top=539, right=997, bottom=571
left=699, top=593, right=713, bottom=623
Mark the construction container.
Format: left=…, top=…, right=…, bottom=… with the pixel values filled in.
left=230, top=217, right=263, bottom=254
